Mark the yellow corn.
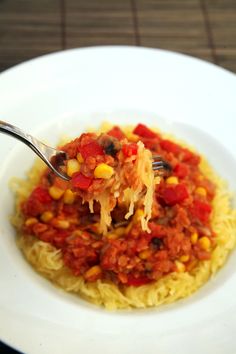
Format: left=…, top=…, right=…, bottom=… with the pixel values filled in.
left=190, top=232, right=198, bottom=244
left=166, top=176, right=179, bottom=185
left=114, top=227, right=126, bottom=237
left=126, top=132, right=139, bottom=142
left=199, top=236, right=211, bottom=250
left=106, top=233, right=119, bottom=240
left=134, top=209, right=144, bottom=222
left=49, top=186, right=64, bottom=200
left=40, top=211, right=53, bottom=223
left=67, top=159, right=80, bottom=177
left=53, top=219, right=70, bottom=229
left=25, top=218, right=38, bottom=227
left=84, top=265, right=102, bottom=280
left=139, top=250, right=151, bottom=260
left=76, top=153, right=84, bottom=163
left=195, top=187, right=207, bottom=197
left=63, top=189, right=75, bottom=204
left=175, top=260, right=186, bottom=272
left=179, top=255, right=190, bottom=263
left=94, top=163, right=114, bottom=179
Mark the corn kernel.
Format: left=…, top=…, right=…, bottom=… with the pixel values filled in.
left=106, top=233, right=119, bottom=240
left=198, top=236, right=211, bottom=250
left=63, top=189, right=75, bottom=204
left=190, top=232, right=198, bottom=244
left=49, top=186, right=64, bottom=200
left=195, top=187, right=207, bottom=197
left=25, top=218, right=38, bottom=227
left=115, top=227, right=126, bottom=237
left=76, top=153, right=84, bottom=163
left=134, top=209, right=144, bottom=221
left=179, top=255, right=190, bottom=263
left=175, top=260, right=186, bottom=272
left=40, top=211, right=53, bottom=223
left=67, top=159, right=80, bottom=177
left=166, top=176, right=179, bottom=185
left=53, top=219, right=70, bottom=229
left=139, top=250, right=151, bottom=260
left=126, top=132, right=139, bottom=142
left=94, top=163, right=114, bottom=179
left=84, top=265, right=102, bottom=280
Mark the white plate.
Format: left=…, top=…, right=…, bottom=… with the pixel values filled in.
left=0, top=46, right=236, bottom=354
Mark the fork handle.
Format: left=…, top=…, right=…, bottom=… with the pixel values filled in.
left=0, top=119, right=54, bottom=162
left=0, top=120, right=70, bottom=181
left=0, top=120, right=37, bottom=149
left=0, top=119, right=53, bottom=167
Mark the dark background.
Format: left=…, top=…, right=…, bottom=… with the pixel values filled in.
left=0, top=0, right=236, bottom=353
left=0, top=0, right=236, bottom=74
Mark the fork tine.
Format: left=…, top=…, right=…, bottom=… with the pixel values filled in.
left=152, top=161, right=165, bottom=166
left=152, top=165, right=165, bottom=171
left=152, top=156, right=172, bottom=173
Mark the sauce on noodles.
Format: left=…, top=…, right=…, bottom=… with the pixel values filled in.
left=20, top=123, right=216, bottom=287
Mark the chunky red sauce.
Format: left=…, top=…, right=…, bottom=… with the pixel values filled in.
left=21, top=124, right=216, bottom=286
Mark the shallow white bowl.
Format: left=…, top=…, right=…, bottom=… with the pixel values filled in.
left=0, top=46, right=236, bottom=354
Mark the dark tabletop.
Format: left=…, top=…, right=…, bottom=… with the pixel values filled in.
left=0, top=0, right=236, bottom=74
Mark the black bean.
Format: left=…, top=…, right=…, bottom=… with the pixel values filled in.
left=104, top=142, right=118, bottom=156
left=98, top=134, right=121, bottom=156
left=50, top=151, right=67, bottom=167
left=151, top=237, right=163, bottom=249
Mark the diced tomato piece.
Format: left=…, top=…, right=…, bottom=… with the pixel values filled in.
left=141, top=138, right=160, bottom=151
left=31, top=186, right=52, bottom=204
left=190, top=200, right=212, bottom=223
left=127, top=275, right=152, bottom=286
left=37, top=228, right=55, bottom=243
left=148, top=223, right=166, bottom=238
left=182, top=148, right=200, bottom=165
left=133, top=123, right=157, bottom=139
left=122, top=143, right=138, bottom=157
left=107, top=126, right=125, bottom=140
left=71, top=173, right=93, bottom=190
left=174, top=163, right=189, bottom=178
left=23, top=200, right=43, bottom=217
left=79, top=141, right=104, bottom=159
left=160, top=139, right=181, bottom=154
left=162, top=184, right=189, bottom=205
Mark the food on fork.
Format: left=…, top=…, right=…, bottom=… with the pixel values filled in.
left=60, top=130, right=158, bottom=234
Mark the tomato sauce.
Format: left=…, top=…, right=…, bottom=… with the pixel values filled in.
left=21, top=124, right=216, bottom=286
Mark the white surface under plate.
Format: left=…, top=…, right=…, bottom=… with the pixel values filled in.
left=0, top=46, right=236, bottom=354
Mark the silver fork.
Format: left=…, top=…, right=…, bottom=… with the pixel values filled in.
left=0, top=120, right=70, bottom=181
left=152, top=155, right=172, bottom=174
left=0, top=120, right=171, bottom=181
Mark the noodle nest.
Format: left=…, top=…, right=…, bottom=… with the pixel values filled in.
left=10, top=127, right=236, bottom=310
